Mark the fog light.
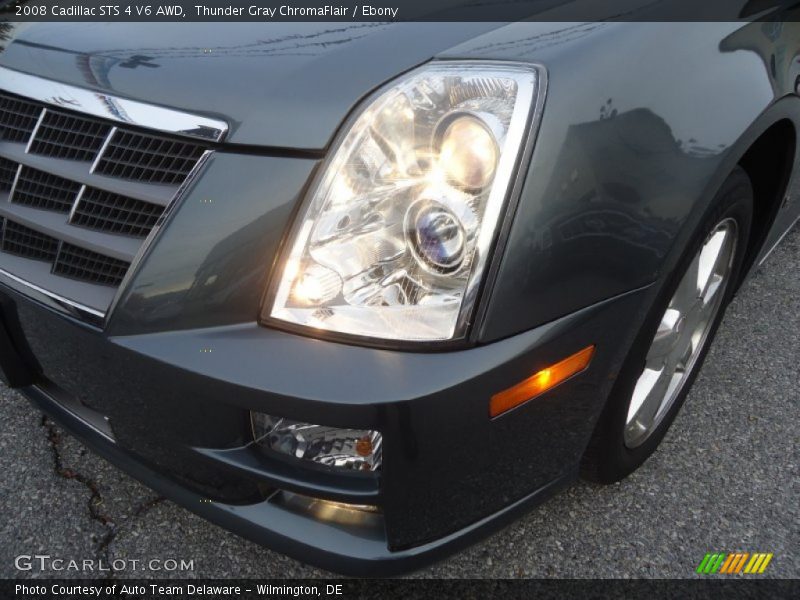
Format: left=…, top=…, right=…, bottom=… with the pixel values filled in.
left=251, top=412, right=382, bottom=472
left=276, top=491, right=381, bottom=528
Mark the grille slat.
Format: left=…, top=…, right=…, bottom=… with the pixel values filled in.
left=53, top=242, right=130, bottom=287
left=28, top=110, right=112, bottom=162
left=0, top=92, right=41, bottom=143
left=12, top=166, right=81, bottom=213
left=0, top=143, right=176, bottom=206
left=72, top=187, right=164, bottom=238
left=0, top=85, right=210, bottom=314
left=1, top=220, right=59, bottom=262
left=95, top=130, right=204, bottom=185
left=0, top=156, right=18, bottom=192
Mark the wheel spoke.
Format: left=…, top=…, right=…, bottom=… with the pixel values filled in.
left=624, top=218, right=737, bottom=449
left=697, top=229, right=725, bottom=288
left=695, top=299, right=716, bottom=334
left=701, top=273, right=724, bottom=305
left=627, top=367, right=672, bottom=435
left=672, top=253, right=701, bottom=311
left=648, top=308, right=682, bottom=360
left=676, top=339, right=694, bottom=371
left=627, top=367, right=661, bottom=424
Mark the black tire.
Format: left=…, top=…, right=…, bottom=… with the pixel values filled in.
left=580, top=166, right=754, bottom=484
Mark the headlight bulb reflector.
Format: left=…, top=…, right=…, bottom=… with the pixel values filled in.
left=439, top=115, right=499, bottom=191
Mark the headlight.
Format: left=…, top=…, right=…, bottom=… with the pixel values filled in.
left=266, top=62, right=541, bottom=342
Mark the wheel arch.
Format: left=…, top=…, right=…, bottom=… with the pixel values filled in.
left=736, top=118, right=797, bottom=286
left=700, top=97, right=799, bottom=289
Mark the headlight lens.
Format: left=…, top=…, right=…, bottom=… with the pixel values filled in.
left=267, top=62, right=539, bottom=342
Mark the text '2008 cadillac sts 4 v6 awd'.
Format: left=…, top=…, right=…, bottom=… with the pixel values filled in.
left=0, top=17, right=798, bottom=575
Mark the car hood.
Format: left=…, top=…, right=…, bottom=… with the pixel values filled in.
left=0, top=22, right=508, bottom=149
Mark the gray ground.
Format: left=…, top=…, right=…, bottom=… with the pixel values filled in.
left=0, top=226, right=797, bottom=580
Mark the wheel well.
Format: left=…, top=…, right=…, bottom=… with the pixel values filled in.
left=736, top=119, right=796, bottom=284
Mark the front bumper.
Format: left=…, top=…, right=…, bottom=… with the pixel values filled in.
left=0, top=276, right=651, bottom=575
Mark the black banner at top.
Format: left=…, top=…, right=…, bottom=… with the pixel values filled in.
left=1, top=0, right=799, bottom=22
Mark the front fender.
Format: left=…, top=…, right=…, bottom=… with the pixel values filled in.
left=451, top=21, right=799, bottom=342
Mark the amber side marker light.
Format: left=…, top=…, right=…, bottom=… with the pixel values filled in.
left=490, top=345, right=596, bottom=417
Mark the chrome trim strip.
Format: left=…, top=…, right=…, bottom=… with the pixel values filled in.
left=7, top=163, right=22, bottom=203
left=0, top=267, right=106, bottom=318
left=0, top=66, right=228, bottom=142
left=25, top=107, right=47, bottom=153
left=51, top=240, right=64, bottom=275
left=68, top=185, right=86, bottom=223
left=90, top=126, right=117, bottom=174
left=104, top=150, right=214, bottom=323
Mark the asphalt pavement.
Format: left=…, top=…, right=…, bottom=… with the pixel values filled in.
left=1, top=226, right=797, bottom=580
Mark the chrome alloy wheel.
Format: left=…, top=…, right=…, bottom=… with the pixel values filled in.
left=624, top=218, right=738, bottom=448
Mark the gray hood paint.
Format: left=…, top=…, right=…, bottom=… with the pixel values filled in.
left=0, top=22, right=507, bottom=148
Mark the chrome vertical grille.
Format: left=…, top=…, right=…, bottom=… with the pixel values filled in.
left=2, top=220, right=59, bottom=261
left=0, top=156, right=16, bottom=191
left=71, top=187, right=165, bottom=238
left=12, top=166, right=81, bottom=213
left=53, top=243, right=130, bottom=287
left=0, top=71, right=226, bottom=321
left=94, top=129, right=205, bottom=185
left=28, top=109, right=112, bottom=162
left=0, top=92, right=40, bottom=143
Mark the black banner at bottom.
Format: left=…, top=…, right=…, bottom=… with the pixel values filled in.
left=2, top=579, right=798, bottom=600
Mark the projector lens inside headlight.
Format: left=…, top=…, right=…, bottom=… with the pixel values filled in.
left=439, top=115, right=499, bottom=190
left=251, top=412, right=382, bottom=472
left=407, top=200, right=466, bottom=273
left=267, top=62, right=540, bottom=342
